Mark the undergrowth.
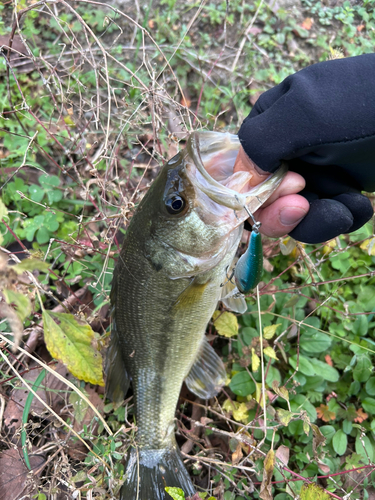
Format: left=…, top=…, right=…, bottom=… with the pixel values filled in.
left=0, top=0, right=375, bottom=499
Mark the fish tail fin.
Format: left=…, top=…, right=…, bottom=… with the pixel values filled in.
left=120, top=447, right=195, bottom=500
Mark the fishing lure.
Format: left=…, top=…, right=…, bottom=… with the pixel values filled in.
left=234, top=207, right=263, bottom=294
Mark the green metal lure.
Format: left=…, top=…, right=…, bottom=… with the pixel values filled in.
left=234, top=219, right=263, bottom=294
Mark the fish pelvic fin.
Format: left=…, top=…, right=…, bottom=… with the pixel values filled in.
left=120, top=447, right=195, bottom=500
left=105, top=320, right=130, bottom=403
left=185, top=339, right=226, bottom=399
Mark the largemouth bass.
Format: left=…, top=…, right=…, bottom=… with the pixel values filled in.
left=106, top=131, right=286, bottom=499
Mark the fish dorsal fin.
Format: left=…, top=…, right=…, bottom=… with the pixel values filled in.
left=185, top=339, right=226, bottom=399
left=105, top=320, right=130, bottom=403
left=220, top=276, right=247, bottom=314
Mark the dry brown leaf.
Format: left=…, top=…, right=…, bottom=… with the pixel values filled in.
left=354, top=408, right=368, bottom=423
left=232, top=441, right=243, bottom=465
left=0, top=447, right=45, bottom=500
left=316, top=404, right=336, bottom=422
left=275, top=445, right=289, bottom=466
left=260, top=449, right=275, bottom=500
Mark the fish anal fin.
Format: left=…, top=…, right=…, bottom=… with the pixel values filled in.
left=185, top=339, right=226, bottom=399
left=105, top=322, right=130, bottom=403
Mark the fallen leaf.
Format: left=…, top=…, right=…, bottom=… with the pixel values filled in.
left=43, top=311, right=104, bottom=386
left=316, top=404, right=336, bottom=422
left=276, top=445, right=289, bottom=466
left=232, top=441, right=243, bottom=465
left=311, top=424, right=326, bottom=455
left=3, top=289, right=32, bottom=322
left=260, top=449, right=275, bottom=500
left=0, top=447, right=45, bottom=500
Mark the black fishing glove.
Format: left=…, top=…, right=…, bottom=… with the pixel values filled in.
left=238, top=53, right=375, bottom=244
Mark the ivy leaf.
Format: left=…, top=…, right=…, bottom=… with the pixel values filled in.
left=42, top=311, right=104, bottom=386
left=165, top=487, right=185, bottom=500
left=316, top=404, right=336, bottom=422
left=332, top=429, right=347, bottom=456
left=3, top=289, right=32, bottom=322
left=212, top=311, right=238, bottom=338
left=263, top=323, right=281, bottom=340
left=263, top=346, right=278, bottom=360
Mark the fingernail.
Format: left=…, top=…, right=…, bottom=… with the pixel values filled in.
left=280, top=207, right=307, bottom=226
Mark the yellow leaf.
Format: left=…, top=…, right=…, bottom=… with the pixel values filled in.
left=255, top=382, right=262, bottom=404
left=360, top=238, right=375, bottom=256
left=222, top=399, right=237, bottom=413
left=272, top=381, right=289, bottom=401
left=252, top=348, right=260, bottom=372
left=0, top=197, right=8, bottom=220
left=277, top=408, right=294, bottom=426
left=213, top=311, right=238, bottom=338
left=260, top=449, right=275, bottom=500
left=233, top=402, right=249, bottom=424
left=300, top=483, right=330, bottom=500
left=3, top=289, right=31, bottom=322
left=43, top=311, right=104, bottom=386
left=264, top=346, right=278, bottom=360
left=263, top=323, right=281, bottom=340
left=280, top=237, right=296, bottom=255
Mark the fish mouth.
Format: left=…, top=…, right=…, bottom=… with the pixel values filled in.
left=185, top=131, right=287, bottom=218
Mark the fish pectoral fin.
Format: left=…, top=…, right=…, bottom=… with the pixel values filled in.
left=220, top=277, right=247, bottom=314
left=105, top=321, right=130, bottom=403
left=185, top=339, right=226, bottom=399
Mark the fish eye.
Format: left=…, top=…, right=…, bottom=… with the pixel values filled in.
left=165, top=194, right=186, bottom=215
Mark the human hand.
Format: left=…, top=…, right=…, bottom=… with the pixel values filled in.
left=237, top=54, right=375, bottom=243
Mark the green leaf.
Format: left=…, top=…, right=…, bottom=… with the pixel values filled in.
left=36, top=226, right=51, bottom=244
left=229, top=371, right=255, bottom=397
left=213, top=311, right=238, bottom=338
left=355, top=434, right=374, bottom=463
left=39, top=174, right=60, bottom=188
left=365, top=377, right=375, bottom=396
left=290, top=394, right=317, bottom=422
left=44, top=212, right=59, bottom=231
left=362, top=398, right=375, bottom=414
left=309, top=359, right=339, bottom=382
left=29, top=185, right=45, bottom=203
left=320, top=425, right=336, bottom=443
left=289, top=354, right=315, bottom=377
left=69, top=390, right=90, bottom=424
left=353, top=356, right=372, bottom=382
left=3, top=289, right=32, bottom=322
left=300, top=332, right=331, bottom=354
left=352, top=315, right=368, bottom=336
left=42, top=311, right=104, bottom=386
left=47, top=189, right=63, bottom=204
left=165, top=487, right=185, bottom=500
left=13, top=258, right=50, bottom=274
left=332, top=429, right=347, bottom=456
